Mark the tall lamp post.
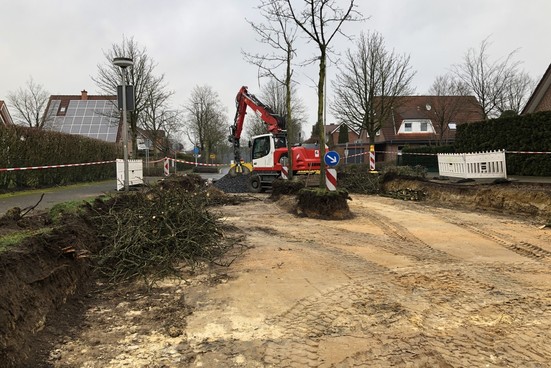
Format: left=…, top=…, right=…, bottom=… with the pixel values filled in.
left=113, top=57, right=133, bottom=191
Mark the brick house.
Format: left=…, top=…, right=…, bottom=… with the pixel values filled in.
left=0, top=100, right=14, bottom=126
left=326, top=95, right=484, bottom=164
left=42, top=90, right=121, bottom=143
left=522, top=63, right=551, bottom=114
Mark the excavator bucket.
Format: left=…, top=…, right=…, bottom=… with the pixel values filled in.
left=228, top=162, right=251, bottom=177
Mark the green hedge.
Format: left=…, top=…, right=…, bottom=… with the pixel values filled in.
left=399, top=145, right=455, bottom=172
left=0, top=126, right=121, bottom=190
left=455, top=111, right=551, bottom=176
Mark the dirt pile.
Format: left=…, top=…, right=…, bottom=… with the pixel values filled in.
left=0, top=211, right=98, bottom=366
left=213, top=173, right=250, bottom=193
left=383, top=177, right=551, bottom=220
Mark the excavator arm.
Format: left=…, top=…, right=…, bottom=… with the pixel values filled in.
left=228, top=86, right=286, bottom=169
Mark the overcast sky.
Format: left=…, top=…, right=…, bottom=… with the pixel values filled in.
left=2, top=0, right=550, bottom=140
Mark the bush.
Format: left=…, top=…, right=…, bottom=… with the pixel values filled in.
left=455, top=111, right=551, bottom=176
left=0, top=126, right=120, bottom=190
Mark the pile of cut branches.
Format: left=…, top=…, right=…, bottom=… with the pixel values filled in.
left=86, top=176, right=237, bottom=285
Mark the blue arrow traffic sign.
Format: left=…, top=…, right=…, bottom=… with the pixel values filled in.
left=324, top=151, right=340, bottom=167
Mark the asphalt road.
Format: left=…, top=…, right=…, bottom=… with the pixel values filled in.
left=0, top=171, right=229, bottom=217
left=0, top=180, right=126, bottom=216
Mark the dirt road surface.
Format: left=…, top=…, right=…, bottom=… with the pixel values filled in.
left=39, top=194, right=551, bottom=367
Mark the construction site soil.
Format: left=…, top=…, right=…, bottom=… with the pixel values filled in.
left=1, top=176, right=551, bottom=367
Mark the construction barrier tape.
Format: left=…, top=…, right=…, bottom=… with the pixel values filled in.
left=0, top=160, right=116, bottom=172
left=505, top=151, right=551, bottom=154
left=2, top=150, right=548, bottom=173
left=346, top=150, right=551, bottom=159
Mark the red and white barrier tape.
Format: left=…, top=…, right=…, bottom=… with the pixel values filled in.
left=346, top=150, right=551, bottom=159
left=0, top=160, right=116, bottom=172
left=506, top=151, right=551, bottom=155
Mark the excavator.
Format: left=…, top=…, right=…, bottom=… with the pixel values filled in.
left=228, top=86, right=321, bottom=192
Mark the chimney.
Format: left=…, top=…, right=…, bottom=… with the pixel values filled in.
left=81, top=90, right=88, bottom=100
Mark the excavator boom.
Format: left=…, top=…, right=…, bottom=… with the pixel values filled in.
left=229, top=86, right=285, bottom=165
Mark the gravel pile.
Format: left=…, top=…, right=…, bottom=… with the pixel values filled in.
left=214, top=174, right=250, bottom=193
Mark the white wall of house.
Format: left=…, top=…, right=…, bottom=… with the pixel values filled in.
left=397, top=119, right=435, bottom=134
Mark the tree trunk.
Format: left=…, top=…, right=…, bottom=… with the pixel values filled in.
left=285, top=48, right=294, bottom=179
left=318, top=48, right=327, bottom=189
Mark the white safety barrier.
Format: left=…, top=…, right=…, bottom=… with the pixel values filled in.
left=116, top=159, right=144, bottom=190
left=438, top=150, right=507, bottom=179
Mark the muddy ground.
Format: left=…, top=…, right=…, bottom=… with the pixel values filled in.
left=2, top=178, right=551, bottom=367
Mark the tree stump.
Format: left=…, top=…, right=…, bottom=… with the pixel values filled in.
left=296, top=188, right=352, bottom=220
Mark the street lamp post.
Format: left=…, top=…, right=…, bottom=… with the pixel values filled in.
left=113, top=57, right=134, bottom=191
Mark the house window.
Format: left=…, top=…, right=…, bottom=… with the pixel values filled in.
left=448, top=123, right=457, bottom=130
left=404, top=122, right=412, bottom=132
left=420, top=122, right=428, bottom=132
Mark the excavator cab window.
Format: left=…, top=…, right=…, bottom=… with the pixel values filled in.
left=275, top=136, right=286, bottom=149
left=252, top=136, right=271, bottom=159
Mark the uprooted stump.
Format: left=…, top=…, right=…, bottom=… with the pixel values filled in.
left=296, top=188, right=353, bottom=220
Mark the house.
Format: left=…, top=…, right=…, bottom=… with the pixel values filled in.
left=327, top=95, right=484, bottom=164
left=522, top=63, right=551, bottom=114
left=325, top=123, right=362, bottom=145
left=0, top=100, right=14, bottom=126
left=42, top=90, right=120, bottom=143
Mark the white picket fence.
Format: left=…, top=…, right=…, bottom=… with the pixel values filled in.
left=437, top=150, right=507, bottom=179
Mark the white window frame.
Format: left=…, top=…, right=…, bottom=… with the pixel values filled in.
left=398, top=119, right=435, bottom=134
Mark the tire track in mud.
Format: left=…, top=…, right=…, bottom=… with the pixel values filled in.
left=257, top=204, right=551, bottom=367
left=262, top=259, right=551, bottom=367
left=431, top=210, right=551, bottom=263
left=358, top=206, right=457, bottom=264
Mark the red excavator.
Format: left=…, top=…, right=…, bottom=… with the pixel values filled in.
left=228, top=86, right=321, bottom=192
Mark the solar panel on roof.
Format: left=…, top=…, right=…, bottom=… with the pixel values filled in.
left=44, top=99, right=119, bottom=142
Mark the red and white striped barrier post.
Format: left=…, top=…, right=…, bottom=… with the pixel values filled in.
left=326, top=168, right=337, bottom=191
left=369, top=145, right=376, bottom=171
left=164, top=157, right=170, bottom=176
left=281, top=165, right=289, bottom=180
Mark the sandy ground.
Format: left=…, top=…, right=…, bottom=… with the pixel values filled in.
left=40, top=194, right=551, bottom=367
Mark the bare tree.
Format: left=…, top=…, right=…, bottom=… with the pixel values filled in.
left=496, top=71, right=534, bottom=116
left=93, top=36, right=169, bottom=157
left=8, top=77, right=50, bottom=128
left=245, top=79, right=306, bottom=142
left=427, top=74, right=471, bottom=144
left=283, top=0, right=363, bottom=187
left=452, top=37, right=530, bottom=120
left=244, top=0, right=300, bottom=177
left=184, top=85, right=227, bottom=163
left=141, top=81, right=178, bottom=158
left=331, top=31, right=415, bottom=145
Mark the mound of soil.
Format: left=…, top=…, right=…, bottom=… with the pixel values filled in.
left=214, top=173, right=250, bottom=193
left=0, top=213, right=99, bottom=366
left=382, top=177, right=551, bottom=220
